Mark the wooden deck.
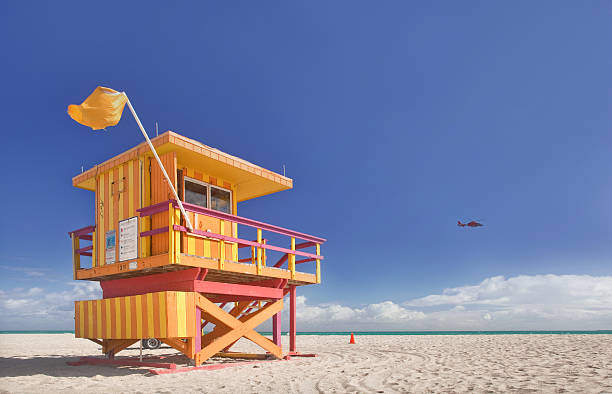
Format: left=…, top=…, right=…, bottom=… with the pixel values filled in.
left=75, top=253, right=317, bottom=286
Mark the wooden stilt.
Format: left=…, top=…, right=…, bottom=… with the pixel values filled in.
left=290, top=285, right=296, bottom=352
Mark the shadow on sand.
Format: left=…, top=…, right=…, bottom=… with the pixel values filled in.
left=0, top=346, right=182, bottom=378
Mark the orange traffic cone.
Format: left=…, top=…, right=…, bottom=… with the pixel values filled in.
left=349, top=332, right=356, bottom=344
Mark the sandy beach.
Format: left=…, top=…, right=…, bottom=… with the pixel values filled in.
left=0, top=334, right=611, bottom=393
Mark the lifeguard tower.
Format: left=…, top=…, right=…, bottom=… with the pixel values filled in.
left=69, top=131, right=325, bottom=367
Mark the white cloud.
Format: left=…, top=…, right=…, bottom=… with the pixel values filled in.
left=404, top=274, right=612, bottom=309
left=280, top=297, right=425, bottom=331
left=0, top=282, right=101, bottom=330
left=284, top=274, right=612, bottom=331
left=2, top=274, right=612, bottom=331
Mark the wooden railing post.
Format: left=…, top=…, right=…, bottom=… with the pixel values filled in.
left=316, top=243, right=321, bottom=284
left=92, top=231, right=96, bottom=268
left=256, top=229, right=263, bottom=275
left=71, top=234, right=80, bottom=280
left=219, top=220, right=225, bottom=270
left=289, top=237, right=296, bottom=280
left=168, top=202, right=181, bottom=264
left=262, top=239, right=267, bottom=267
left=168, top=202, right=174, bottom=264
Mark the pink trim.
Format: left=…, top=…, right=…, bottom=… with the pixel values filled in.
left=140, top=227, right=168, bottom=237
left=68, top=357, right=177, bottom=369
left=75, top=245, right=93, bottom=254
left=150, top=359, right=283, bottom=375
left=173, top=200, right=326, bottom=243
left=173, top=225, right=323, bottom=260
left=100, top=268, right=284, bottom=299
left=136, top=201, right=169, bottom=216
left=238, top=239, right=267, bottom=248
left=139, top=200, right=326, bottom=243
left=273, top=241, right=317, bottom=268
left=68, top=225, right=95, bottom=237
left=195, top=307, right=201, bottom=354
left=195, top=281, right=283, bottom=299
left=290, top=285, right=296, bottom=352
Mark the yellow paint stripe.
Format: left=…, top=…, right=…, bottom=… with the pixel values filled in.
left=125, top=296, right=132, bottom=338
left=96, top=300, right=102, bottom=337
left=128, top=160, right=134, bottom=217
left=79, top=301, right=85, bottom=337
left=118, top=165, right=123, bottom=221
left=108, top=171, right=114, bottom=230
left=147, top=292, right=155, bottom=338
left=177, top=292, right=186, bottom=337
left=105, top=298, right=111, bottom=338
left=98, top=176, right=105, bottom=266
left=142, top=158, right=149, bottom=258
left=188, top=231, right=195, bottom=256
left=114, top=298, right=121, bottom=337
left=87, top=301, right=93, bottom=338
left=204, top=239, right=211, bottom=258
left=135, top=295, right=142, bottom=338
left=158, top=292, right=167, bottom=338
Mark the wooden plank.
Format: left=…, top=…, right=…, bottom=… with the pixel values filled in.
left=113, top=167, right=119, bottom=263
left=289, top=237, right=295, bottom=280
left=130, top=294, right=138, bottom=339
left=114, top=297, right=121, bottom=338
left=158, top=292, right=167, bottom=338
left=75, top=253, right=169, bottom=279
left=166, top=292, right=177, bottom=338
left=118, top=165, right=124, bottom=224
left=141, top=293, right=149, bottom=339
left=135, top=295, right=143, bottom=338
left=125, top=296, right=132, bottom=338
left=105, top=299, right=111, bottom=339
left=219, top=220, right=225, bottom=270
left=119, top=296, right=126, bottom=338
left=147, top=292, right=155, bottom=338
left=100, top=173, right=107, bottom=266
left=256, top=229, right=262, bottom=275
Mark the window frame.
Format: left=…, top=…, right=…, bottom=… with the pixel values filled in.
left=183, top=176, right=233, bottom=214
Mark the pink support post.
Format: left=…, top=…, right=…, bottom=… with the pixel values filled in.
left=195, top=307, right=201, bottom=356
left=272, top=311, right=281, bottom=349
left=290, top=285, right=296, bottom=352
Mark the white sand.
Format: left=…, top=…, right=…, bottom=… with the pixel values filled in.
left=1, top=334, right=611, bottom=393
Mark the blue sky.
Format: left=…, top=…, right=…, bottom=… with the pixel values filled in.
left=1, top=2, right=612, bottom=330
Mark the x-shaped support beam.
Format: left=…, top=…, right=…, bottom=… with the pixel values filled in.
left=194, top=294, right=283, bottom=365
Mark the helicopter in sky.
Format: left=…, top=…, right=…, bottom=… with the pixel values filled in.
left=457, top=220, right=483, bottom=228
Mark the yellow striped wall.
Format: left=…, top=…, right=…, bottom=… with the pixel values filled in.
left=95, top=158, right=144, bottom=266
left=74, top=291, right=195, bottom=339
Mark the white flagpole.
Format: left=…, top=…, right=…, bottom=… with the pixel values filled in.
left=124, top=95, right=194, bottom=232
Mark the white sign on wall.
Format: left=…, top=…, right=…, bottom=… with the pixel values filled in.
left=119, top=217, right=138, bottom=262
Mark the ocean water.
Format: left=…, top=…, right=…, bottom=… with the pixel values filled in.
left=2, top=330, right=611, bottom=335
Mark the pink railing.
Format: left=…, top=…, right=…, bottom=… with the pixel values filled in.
left=137, top=200, right=325, bottom=280
left=68, top=225, right=95, bottom=278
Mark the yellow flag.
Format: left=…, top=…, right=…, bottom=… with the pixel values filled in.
left=67, top=86, right=128, bottom=130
